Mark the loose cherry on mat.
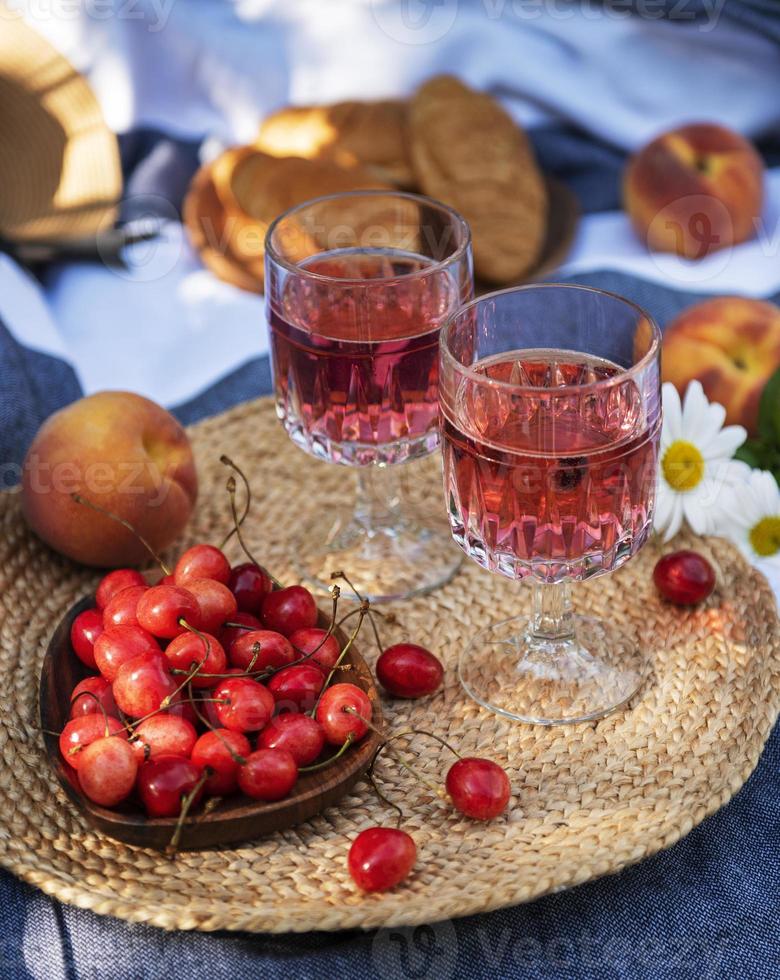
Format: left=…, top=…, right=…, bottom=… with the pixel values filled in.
left=59, top=715, right=127, bottom=770
left=70, top=676, right=119, bottom=719
left=186, top=579, right=238, bottom=635
left=289, top=628, right=341, bottom=673
left=315, top=683, right=372, bottom=746
left=96, top=569, right=146, bottom=610
left=446, top=758, right=511, bottom=821
left=137, top=754, right=204, bottom=818
left=228, top=563, right=272, bottom=615
left=93, top=624, right=160, bottom=682
left=237, top=748, right=298, bottom=801
left=77, top=737, right=138, bottom=807
left=130, top=714, right=198, bottom=765
left=191, top=729, right=251, bottom=796
left=653, top=550, right=716, bottom=605
left=348, top=828, right=417, bottom=893
left=229, top=630, right=295, bottom=673
left=164, top=632, right=226, bottom=688
left=219, top=612, right=263, bottom=653
left=136, top=584, right=201, bottom=638
left=112, top=651, right=178, bottom=719
left=102, top=585, right=148, bottom=629
left=214, top=677, right=275, bottom=733
left=70, top=608, right=104, bottom=669
left=376, top=644, right=444, bottom=699
left=261, top=585, right=318, bottom=637
left=267, top=663, right=325, bottom=714
left=173, top=544, right=231, bottom=586
left=257, top=713, right=325, bottom=766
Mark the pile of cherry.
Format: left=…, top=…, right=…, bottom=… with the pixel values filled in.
left=60, top=542, right=511, bottom=893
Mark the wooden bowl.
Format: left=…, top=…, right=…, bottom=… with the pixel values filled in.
left=39, top=597, right=383, bottom=851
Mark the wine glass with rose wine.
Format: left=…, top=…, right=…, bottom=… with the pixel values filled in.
left=265, top=191, right=473, bottom=600
left=439, top=284, right=662, bottom=723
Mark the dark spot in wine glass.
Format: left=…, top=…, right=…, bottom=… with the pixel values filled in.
left=552, top=456, right=587, bottom=492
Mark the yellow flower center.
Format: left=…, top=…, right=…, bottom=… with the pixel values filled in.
left=661, top=441, right=705, bottom=492
left=749, top=516, right=780, bottom=557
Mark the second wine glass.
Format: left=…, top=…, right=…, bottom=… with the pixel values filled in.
left=265, top=190, right=473, bottom=601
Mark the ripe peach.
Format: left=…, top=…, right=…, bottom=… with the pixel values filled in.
left=21, top=391, right=197, bottom=567
left=624, top=123, right=764, bottom=259
left=662, top=297, right=780, bottom=435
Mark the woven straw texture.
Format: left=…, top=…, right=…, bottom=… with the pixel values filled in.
left=0, top=397, right=778, bottom=933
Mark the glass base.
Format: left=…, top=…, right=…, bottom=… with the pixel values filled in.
left=458, top=614, right=642, bottom=725
left=291, top=506, right=463, bottom=603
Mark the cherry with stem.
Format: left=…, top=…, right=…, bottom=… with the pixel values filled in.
left=309, top=601, right=370, bottom=718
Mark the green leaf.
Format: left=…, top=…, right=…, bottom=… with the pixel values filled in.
left=735, top=442, right=764, bottom=469
left=757, top=365, right=780, bottom=443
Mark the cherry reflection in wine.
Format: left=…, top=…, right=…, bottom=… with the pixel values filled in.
left=439, top=285, right=662, bottom=724
left=265, top=191, right=473, bottom=600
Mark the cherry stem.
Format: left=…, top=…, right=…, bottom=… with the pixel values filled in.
left=70, top=492, right=171, bottom=576
left=366, top=758, right=404, bottom=829
left=384, top=728, right=462, bottom=761
left=298, top=734, right=354, bottom=773
left=218, top=455, right=252, bottom=550
left=371, top=737, right=446, bottom=799
left=127, top=697, right=228, bottom=732
left=331, top=570, right=384, bottom=656
left=309, top=600, right=369, bottom=717
left=166, top=768, right=210, bottom=853
left=70, top=689, right=112, bottom=737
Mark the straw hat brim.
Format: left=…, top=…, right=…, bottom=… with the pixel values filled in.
left=0, top=16, right=121, bottom=241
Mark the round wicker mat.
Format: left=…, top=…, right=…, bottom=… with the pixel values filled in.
left=0, top=397, right=778, bottom=933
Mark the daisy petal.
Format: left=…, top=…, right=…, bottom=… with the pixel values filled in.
left=702, top=424, right=747, bottom=462
left=662, top=495, right=684, bottom=542
left=681, top=380, right=708, bottom=434
left=661, top=383, right=682, bottom=444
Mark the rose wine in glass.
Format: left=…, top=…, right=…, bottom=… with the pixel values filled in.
left=266, top=191, right=473, bottom=601
left=440, top=286, right=661, bottom=724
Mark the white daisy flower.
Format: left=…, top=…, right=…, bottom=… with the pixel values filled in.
left=722, top=469, right=780, bottom=578
left=655, top=381, right=750, bottom=542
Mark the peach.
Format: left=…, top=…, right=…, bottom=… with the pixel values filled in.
left=624, top=123, right=764, bottom=259
left=662, top=297, right=780, bottom=435
left=21, top=391, right=197, bottom=567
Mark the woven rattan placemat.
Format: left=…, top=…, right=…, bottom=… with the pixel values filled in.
left=0, top=397, right=778, bottom=933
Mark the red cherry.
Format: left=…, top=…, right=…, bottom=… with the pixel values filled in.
left=186, top=579, right=238, bottom=634
left=70, top=608, right=104, bottom=669
left=228, top=563, right=272, bottom=615
left=136, top=584, right=201, bottom=638
left=653, top=550, right=716, bottom=605
left=69, top=676, right=119, bottom=719
left=164, top=632, right=226, bottom=688
left=289, top=628, right=341, bottom=672
left=229, top=629, right=295, bottom=672
left=77, top=736, right=138, bottom=807
left=130, top=714, right=198, bottom=764
left=315, top=683, right=372, bottom=746
left=137, top=754, right=204, bottom=818
left=348, top=827, right=416, bottom=892
left=214, top=677, right=275, bottom=733
left=218, top=611, right=263, bottom=653
left=174, top=544, right=230, bottom=586
left=102, top=585, right=148, bottom=628
left=257, top=713, right=325, bottom=766
left=376, top=643, right=444, bottom=699
left=112, top=652, right=178, bottom=719
left=446, top=758, right=511, bottom=820
left=261, top=586, right=318, bottom=636
left=93, top=624, right=160, bottom=682
left=59, top=715, right=127, bottom=770
left=191, top=729, right=250, bottom=796
left=267, top=663, right=324, bottom=713
left=96, top=569, right=146, bottom=610
left=237, top=748, right=297, bottom=801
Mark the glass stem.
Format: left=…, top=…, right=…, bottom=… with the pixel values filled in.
left=354, top=465, right=404, bottom=536
left=530, top=581, right=574, bottom=640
